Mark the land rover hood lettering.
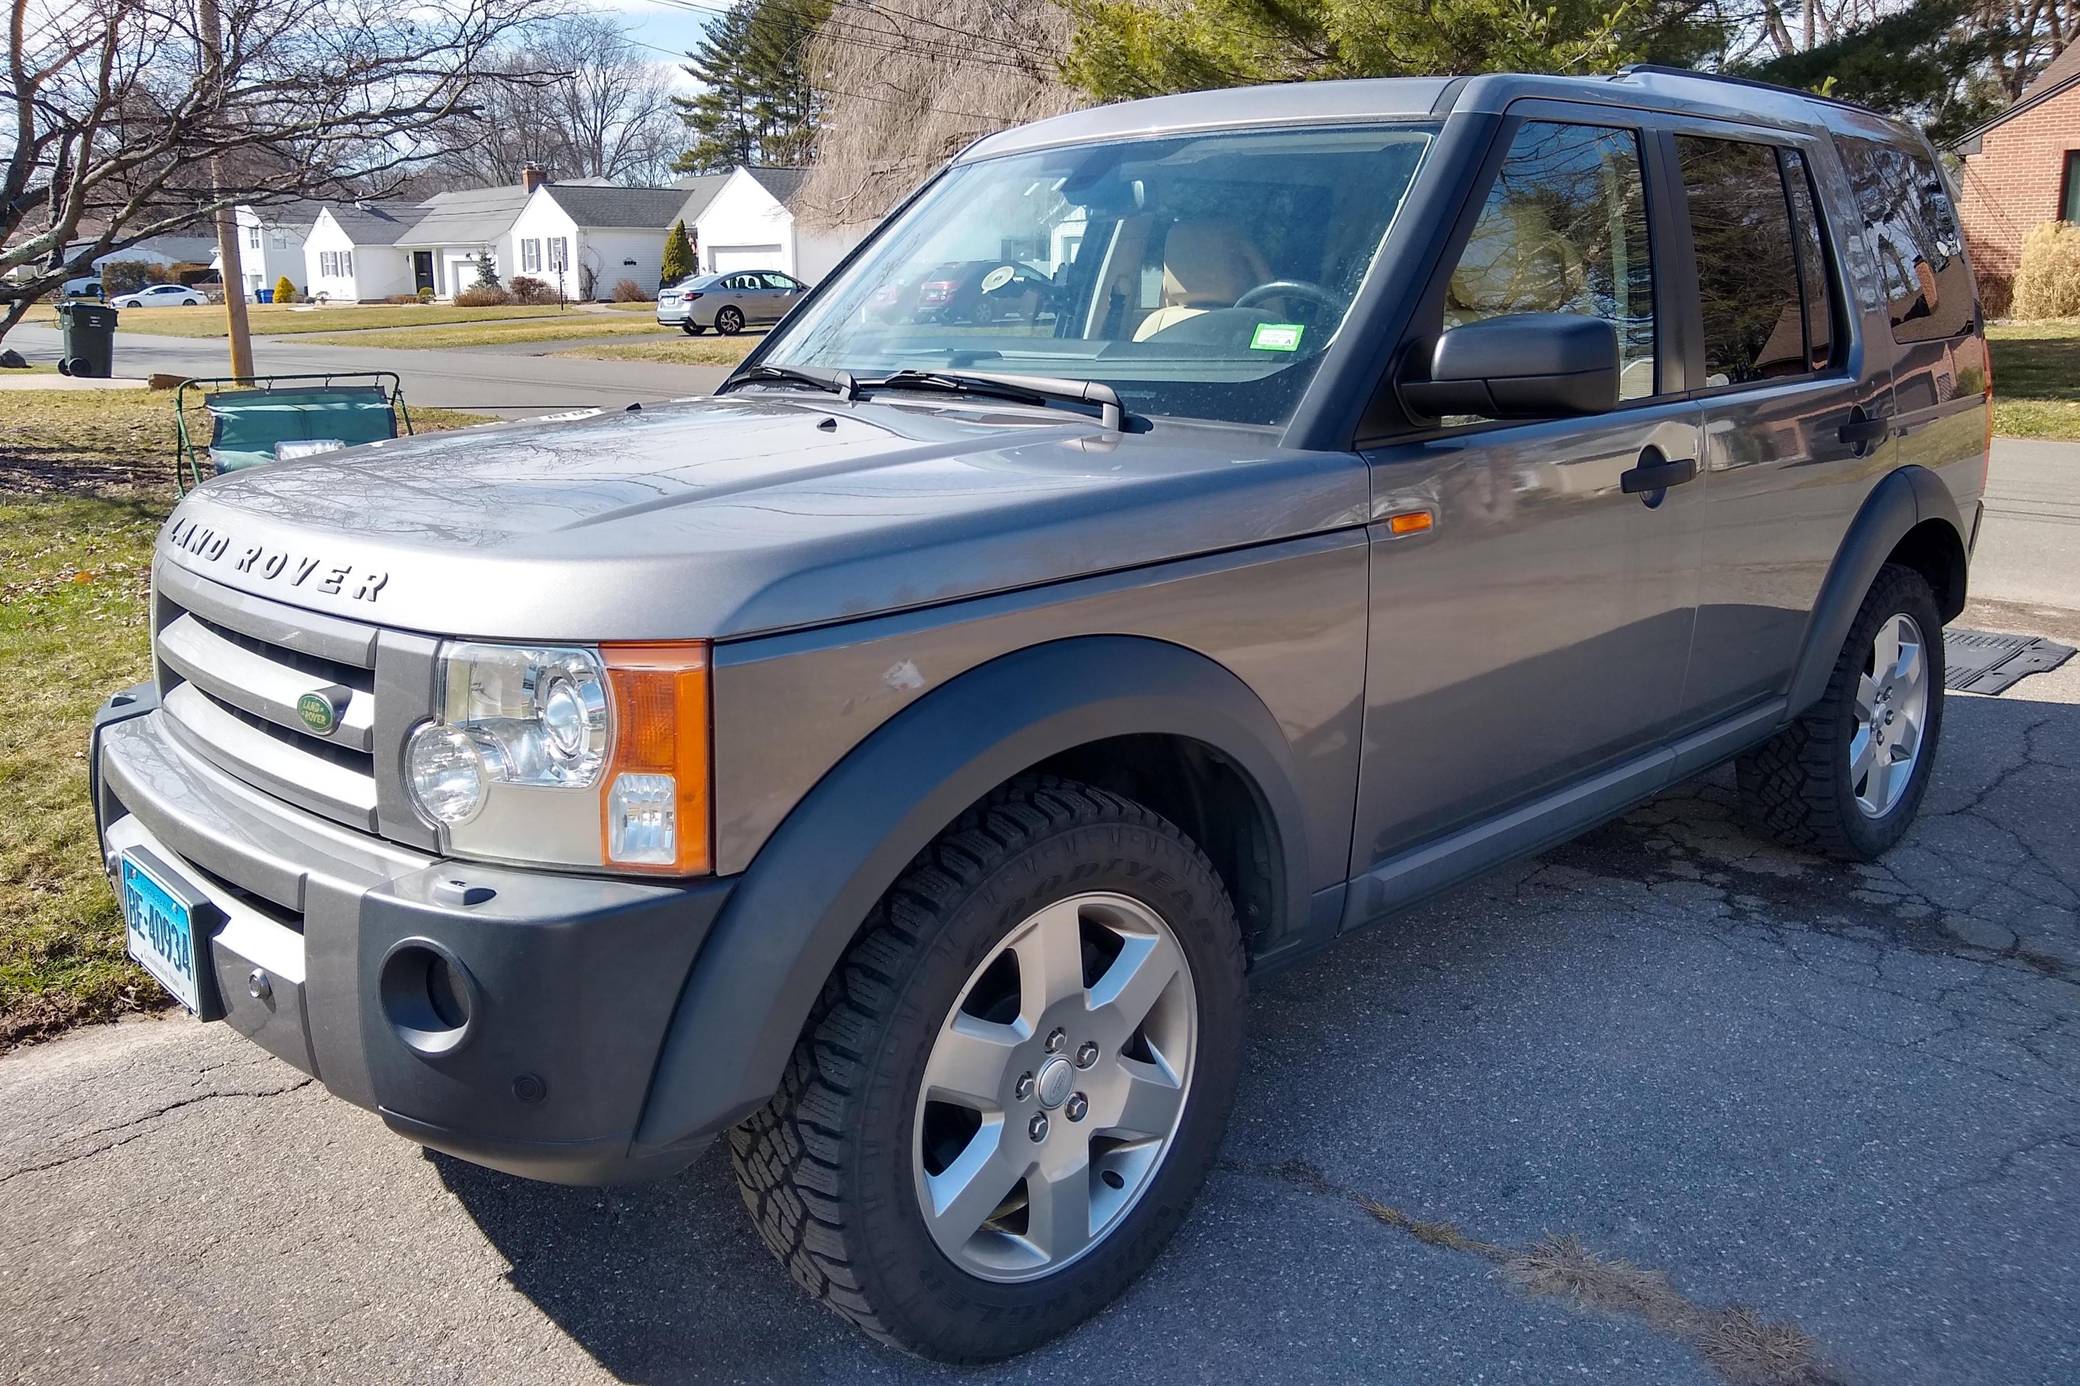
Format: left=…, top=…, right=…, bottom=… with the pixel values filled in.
left=165, top=516, right=389, bottom=603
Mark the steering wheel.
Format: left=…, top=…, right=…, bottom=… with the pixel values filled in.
left=1233, top=279, right=1344, bottom=316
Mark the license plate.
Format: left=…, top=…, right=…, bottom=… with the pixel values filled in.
left=120, top=849, right=218, bottom=1016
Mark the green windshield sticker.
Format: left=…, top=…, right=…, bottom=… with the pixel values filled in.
left=1251, top=323, right=1304, bottom=352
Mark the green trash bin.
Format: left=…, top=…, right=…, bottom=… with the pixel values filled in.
left=55, top=301, right=119, bottom=378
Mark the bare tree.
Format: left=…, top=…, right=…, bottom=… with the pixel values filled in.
left=429, top=12, right=682, bottom=187
left=2, top=0, right=558, bottom=340
left=795, top=0, right=1084, bottom=229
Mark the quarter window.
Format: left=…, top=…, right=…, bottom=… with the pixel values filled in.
left=1838, top=136, right=1973, bottom=343
left=1443, top=121, right=1656, bottom=407
left=1678, top=136, right=1808, bottom=386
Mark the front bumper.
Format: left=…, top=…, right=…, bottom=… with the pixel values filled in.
left=92, top=683, right=734, bottom=1184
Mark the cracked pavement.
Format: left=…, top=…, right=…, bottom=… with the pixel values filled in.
left=3, top=623, right=2075, bottom=1386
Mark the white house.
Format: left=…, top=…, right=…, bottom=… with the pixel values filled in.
left=302, top=202, right=420, bottom=302
left=290, top=164, right=873, bottom=304
left=393, top=184, right=534, bottom=299
left=673, top=166, right=861, bottom=280
left=214, top=202, right=320, bottom=300
left=510, top=184, right=694, bottom=299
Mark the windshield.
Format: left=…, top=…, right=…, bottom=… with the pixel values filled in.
left=758, top=124, right=1435, bottom=427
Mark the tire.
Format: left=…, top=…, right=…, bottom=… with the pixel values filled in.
left=1737, top=563, right=1945, bottom=860
left=714, top=306, right=744, bottom=335
left=681, top=323, right=705, bottom=336
left=730, top=775, right=1246, bottom=1361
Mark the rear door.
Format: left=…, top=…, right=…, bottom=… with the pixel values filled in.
left=1351, top=105, right=1706, bottom=877
left=1671, top=121, right=1896, bottom=717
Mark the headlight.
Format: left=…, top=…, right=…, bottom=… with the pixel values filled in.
left=403, top=640, right=710, bottom=874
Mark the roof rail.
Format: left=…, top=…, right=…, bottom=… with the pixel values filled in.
left=1612, top=63, right=1882, bottom=117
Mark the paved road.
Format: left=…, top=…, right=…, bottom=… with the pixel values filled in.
left=3, top=632, right=2074, bottom=1385
left=3, top=323, right=730, bottom=416
left=1976, top=438, right=2080, bottom=613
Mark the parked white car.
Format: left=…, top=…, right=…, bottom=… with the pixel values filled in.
left=61, top=276, right=104, bottom=298
left=110, top=283, right=205, bottom=308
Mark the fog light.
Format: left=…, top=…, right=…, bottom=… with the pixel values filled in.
left=406, top=722, right=487, bottom=825
left=606, top=772, right=676, bottom=864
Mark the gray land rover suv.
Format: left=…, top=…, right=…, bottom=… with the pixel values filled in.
left=92, top=67, right=1987, bottom=1360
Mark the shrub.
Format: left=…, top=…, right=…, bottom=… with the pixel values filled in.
left=509, top=275, right=556, bottom=304
left=471, top=251, right=501, bottom=289
left=611, top=278, right=649, bottom=303
left=454, top=283, right=512, bottom=307
left=416, top=287, right=435, bottom=302
left=100, top=261, right=156, bottom=296
left=382, top=293, right=423, bottom=305
left=661, top=220, right=694, bottom=285
left=2012, top=221, right=2080, bottom=320
left=272, top=275, right=296, bottom=305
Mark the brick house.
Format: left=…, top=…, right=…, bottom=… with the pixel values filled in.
left=1955, top=44, right=2080, bottom=313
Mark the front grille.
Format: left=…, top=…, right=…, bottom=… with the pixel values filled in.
left=153, top=562, right=383, bottom=831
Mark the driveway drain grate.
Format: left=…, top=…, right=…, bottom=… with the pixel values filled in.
left=1943, top=628, right=2077, bottom=695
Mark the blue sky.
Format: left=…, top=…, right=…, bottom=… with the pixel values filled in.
left=592, top=0, right=717, bottom=77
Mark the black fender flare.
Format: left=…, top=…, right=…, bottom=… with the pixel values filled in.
left=631, top=635, right=1312, bottom=1155
left=1787, top=465, right=1965, bottom=714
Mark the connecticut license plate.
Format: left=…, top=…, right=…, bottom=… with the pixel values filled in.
left=121, top=850, right=207, bottom=1013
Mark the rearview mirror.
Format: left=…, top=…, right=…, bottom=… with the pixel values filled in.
left=1398, top=312, right=1619, bottom=422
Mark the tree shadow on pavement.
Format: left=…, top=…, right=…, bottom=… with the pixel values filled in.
left=436, top=688, right=2078, bottom=1386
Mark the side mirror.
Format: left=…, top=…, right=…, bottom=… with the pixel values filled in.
left=1398, top=312, right=1620, bottom=422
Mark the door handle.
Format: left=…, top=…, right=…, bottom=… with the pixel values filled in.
left=1620, top=453, right=1699, bottom=495
left=1838, top=408, right=1890, bottom=451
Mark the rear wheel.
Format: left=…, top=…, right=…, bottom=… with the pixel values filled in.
left=1737, top=563, right=1945, bottom=860
left=680, top=323, right=705, bottom=336
left=730, top=776, right=1246, bottom=1361
left=714, top=306, right=744, bottom=335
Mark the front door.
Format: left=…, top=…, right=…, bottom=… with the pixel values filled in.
left=1350, top=109, right=1705, bottom=889
left=412, top=251, right=435, bottom=295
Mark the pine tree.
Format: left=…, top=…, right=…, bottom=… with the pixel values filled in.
left=472, top=251, right=500, bottom=289
left=674, top=0, right=830, bottom=173
left=661, top=220, right=695, bottom=285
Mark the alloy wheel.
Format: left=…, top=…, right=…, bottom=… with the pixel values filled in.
left=1851, top=611, right=1928, bottom=817
left=911, top=892, right=1197, bottom=1283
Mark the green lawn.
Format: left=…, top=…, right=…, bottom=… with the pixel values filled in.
left=553, top=333, right=762, bottom=367
left=25, top=301, right=597, bottom=339
left=301, top=316, right=671, bottom=351
left=1986, top=318, right=2080, bottom=440
left=0, top=388, right=488, bottom=1050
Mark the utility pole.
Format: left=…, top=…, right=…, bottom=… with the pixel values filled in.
left=198, top=0, right=253, bottom=377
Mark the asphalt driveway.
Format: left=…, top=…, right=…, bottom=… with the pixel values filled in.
left=3, top=626, right=2074, bottom=1386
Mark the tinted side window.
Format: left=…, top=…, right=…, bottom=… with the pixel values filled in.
left=1780, top=149, right=1836, bottom=372
left=1838, top=136, right=1973, bottom=342
left=1443, top=121, right=1656, bottom=406
left=1677, top=136, right=1806, bottom=386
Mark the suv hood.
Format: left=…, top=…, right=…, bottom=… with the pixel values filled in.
left=159, top=394, right=1365, bottom=640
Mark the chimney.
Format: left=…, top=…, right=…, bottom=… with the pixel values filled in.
left=520, top=162, right=545, bottom=194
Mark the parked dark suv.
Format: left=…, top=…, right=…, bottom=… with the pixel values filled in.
left=93, top=67, right=1987, bottom=1361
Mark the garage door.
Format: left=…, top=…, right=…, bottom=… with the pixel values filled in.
left=710, top=244, right=784, bottom=273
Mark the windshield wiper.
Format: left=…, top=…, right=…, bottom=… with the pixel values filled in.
left=857, top=369, right=1126, bottom=431
left=718, top=362, right=856, bottom=399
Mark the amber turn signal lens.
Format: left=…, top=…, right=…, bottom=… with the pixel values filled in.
left=600, top=643, right=711, bottom=875
left=1384, top=510, right=1434, bottom=536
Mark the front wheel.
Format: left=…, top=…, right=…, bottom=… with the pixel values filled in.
left=730, top=776, right=1246, bottom=1361
left=1737, top=563, right=1945, bottom=860
left=713, top=306, right=744, bottom=335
